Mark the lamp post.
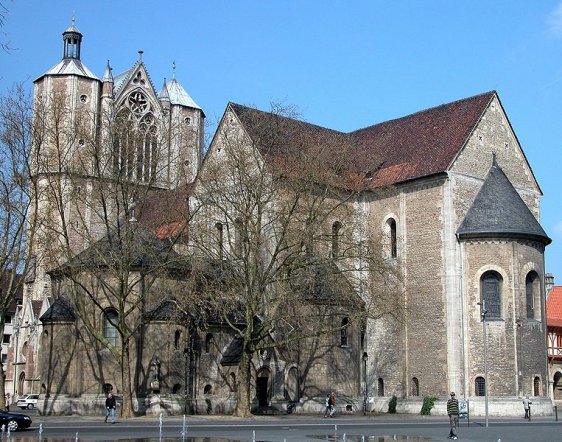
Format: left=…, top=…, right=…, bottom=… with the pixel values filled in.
left=478, top=300, right=489, bottom=428
left=362, top=352, right=368, bottom=415
left=183, top=346, right=189, bottom=414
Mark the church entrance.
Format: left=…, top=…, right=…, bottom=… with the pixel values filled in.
left=256, top=369, right=270, bottom=408
left=554, top=372, right=562, bottom=400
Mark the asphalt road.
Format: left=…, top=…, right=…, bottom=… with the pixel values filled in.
left=4, top=410, right=562, bottom=441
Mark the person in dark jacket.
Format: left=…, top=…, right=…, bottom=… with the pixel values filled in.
left=104, top=392, right=116, bottom=424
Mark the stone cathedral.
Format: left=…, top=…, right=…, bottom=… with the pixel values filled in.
left=8, top=22, right=553, bottom=416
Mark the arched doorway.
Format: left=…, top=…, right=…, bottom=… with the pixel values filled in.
left=18, top=372, right=25, bottom=396
left=256, top=368, right=270, bottom=408
left=554, top=372, right=562, bottom=400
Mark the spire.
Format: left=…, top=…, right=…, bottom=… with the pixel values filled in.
left=172, top=61, right=176, bottom=79
left=158, top=78, right=171, bottom=111
left=62, top=18, right=83, bottom=60
left=102, top=60, right=113, bottom=83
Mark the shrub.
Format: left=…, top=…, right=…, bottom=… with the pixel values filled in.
left=421, top=395, right=438, bottom=415
left=388, top=395, right=397, bottom=413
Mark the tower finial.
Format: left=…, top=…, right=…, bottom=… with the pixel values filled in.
left=172, top=61, right=176, bottom=79
left=138, top=50, right=144, bottom=61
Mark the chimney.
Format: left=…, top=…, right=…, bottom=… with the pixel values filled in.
left=545, top=273, right=554, bottom=295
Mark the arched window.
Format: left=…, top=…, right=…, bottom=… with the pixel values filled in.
left=481, top=271, right=502, bottom=319
left=215, top=223, right=224, bottom=260
left=331, top=221, right=342, bottom=258
left=204, top=384, right=213, bottom=395
left=526, top=272, right=540, bottom=320
left=411, top=377, right=420, bottom=396
left=103, top=309, right=118, bottom=347
left=385, top=218, right=397, bottom=259
left=475, top=376, right=486, bottom=396
left=340, top=317, right=349, bottom=347
left=534, top=376, right=541, bottom=396
left=234, top=218, right=247, bottom=256
left=205, top=333, right=214, bottom=354
left=377, top=378, right=385, bottom=397
left=174, top=330, right=182, bottom=350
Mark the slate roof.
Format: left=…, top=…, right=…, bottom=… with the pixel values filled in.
left=547, top=286, right=562, bottom=328
left=160, top=78, right=202, bottom=111
left=37, top=58, right=99, bottom=82
left=229, top=91, right=496, bottom=189
left=49, top=223, right=188, bottom=276
left=456, top=158, right=550, bottom=245
left=39, top=296, right=76, bottom=323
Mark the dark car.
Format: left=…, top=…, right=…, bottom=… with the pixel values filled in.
left=0, top=409, right=32, bottom=431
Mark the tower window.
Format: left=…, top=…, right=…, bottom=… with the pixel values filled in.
left=80, top=94, right=88, bottom=103
left=184, top=117, right=191, bottom=125
left=340, top=317, right=349, bottom=347
left=526, top=271, right=540, bottom=320
left=475, top=376, right=486, bottom=396
left=481, top=271, right=502, bottom=319
left=103, top=309, right=118, bottom=347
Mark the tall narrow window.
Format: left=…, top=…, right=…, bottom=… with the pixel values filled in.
left=390, top=219, right=397, bottom=258
left=411, top=377, right=420, bottom=396
left=340, top=317, right=349, bottom=347
left=103, top=309, right=118, bottom=347
left=481, top=271, right=502, bottom=319
left=215, top=223, right=224, bottom=260
left=205, top=333, right=214, bottom=354
left=475, top=376, right=486, bottom=396
left=534, top=376, right=541, bottom=396
left=331, top=221, right=342, bottom=258
left=526, top=272, right=540, bottom=320
left=174, top=330, right=182, bottom=350
left=378, top=378, right=385, bottom=397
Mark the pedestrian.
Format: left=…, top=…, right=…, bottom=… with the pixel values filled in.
left=446, top=392, right=459, bottom=440
left=523, top=395, right=532, bottom=420
left=323, top=393, right=331, bottom=418
left=5, top=394, right=10, bottom=411
left=329, top=391, right=336, bottom=417
left=104, top=392, right=116, bottom=424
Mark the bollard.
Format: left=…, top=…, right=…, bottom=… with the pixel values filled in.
left=75, top=431, right=79, bottom=441
left=555, top=405, right=558, bottom=421
left=252, top=429, right=256, bottom=442
left=159, top=412, right=163, bottom=435
left=39, top=422, right=43, bottom=439
left=181, top=414, right=187, bottom=437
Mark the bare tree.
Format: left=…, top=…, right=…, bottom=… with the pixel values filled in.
left=0, top=84, right=38, bottom=409
left=188, top=103, right=404, bottom=416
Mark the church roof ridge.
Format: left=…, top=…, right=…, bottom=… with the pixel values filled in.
left=456, top=159, right=551, bottom=245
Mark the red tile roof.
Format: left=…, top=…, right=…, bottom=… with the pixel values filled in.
left=230, top=91, right=496, bottom=189
left=547, top=286, right=562, bottom=328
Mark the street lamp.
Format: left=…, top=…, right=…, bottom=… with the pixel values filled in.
left=362, top=352, right=369, bottom=416
left=478, top=300, right=489, bottom=428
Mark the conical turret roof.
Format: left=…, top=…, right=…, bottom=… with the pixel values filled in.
left=457, top=157, right=550, bottom=245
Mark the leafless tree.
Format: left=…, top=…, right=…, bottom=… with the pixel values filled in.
left=188, top=103, right=404, bottom=416
left=0, top=84, right=38, bottom=409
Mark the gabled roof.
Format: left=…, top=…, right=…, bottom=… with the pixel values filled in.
left=228, top=91, right=496, bottom=189
left=113, top=60, right=158, bottom=99
left=547, top=286, right=562, bottom=328
left=456, top=157, right=550, bottom=245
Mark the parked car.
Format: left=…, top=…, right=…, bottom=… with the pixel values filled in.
left=0, top=410, right=32, bottom=431
left=16, top=394, right=39, bottom=410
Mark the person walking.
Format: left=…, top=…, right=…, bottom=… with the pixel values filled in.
left=104, top=392, right=116, bottom=424
left=446, top=392, right=459, bottom=440
left=323, top=393, right=331, bottom=418
left=329, top=392, right=337, bottom=417
left=523, top=395, right=532, bottom=420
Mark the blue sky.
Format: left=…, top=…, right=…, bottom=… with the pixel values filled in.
left=2, top=1, right=562, bottom=281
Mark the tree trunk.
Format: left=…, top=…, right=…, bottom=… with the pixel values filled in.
left=121, top=339, right=134, bottom=418
left=234, top=348, right=252, bottom=417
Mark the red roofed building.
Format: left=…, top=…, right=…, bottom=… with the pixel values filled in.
left=547, top=284, right=562, bottom=401
left=24, top=24, right=553, bottom=417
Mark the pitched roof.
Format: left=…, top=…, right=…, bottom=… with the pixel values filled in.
left=49, top=222, right=188, bottom=276
left=229, top=91, right=496, bottom=189
left=162, top=78, right=202, bottom=111
left=39, top=296, right=76, bottom=323
left=456, top=157, right=551, bottom=245
left=37, top=58, right=99, bottom=82
left=547, top=286, right=562, bottom=328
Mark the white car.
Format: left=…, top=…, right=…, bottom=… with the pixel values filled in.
left=16, top=394, right=39, bottom=410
